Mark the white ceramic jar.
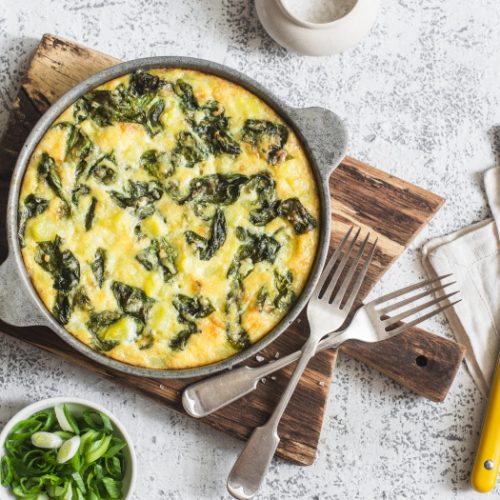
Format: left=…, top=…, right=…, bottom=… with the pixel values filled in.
left=255, top=0, right=380, bottom=56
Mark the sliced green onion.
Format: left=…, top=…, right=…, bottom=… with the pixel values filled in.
left=71, top=471, right=86, bottom=494
left=0, top=405, right=128, bottom=499
left=103, top=437, right=126, bottom=458
left=54, top=430, right=74, bottom=441
left=101, top=476, right=122, bottom=498
left=82, top=411, right=113, bottom=433
left=105, top=456, right=122, bottom=479
left=62, top=481, right=73, bottom=500
left=57, top=435, right=81, bottom=464
left=64, top=404, right=80, bottom=434
left=31, top=432, right=63, bottom=449
left=79, top=429, right=99, bottom=454
left=55, top=404, right=72, bottom=432
left=75, top=488, right=86, bottom=500
left=85, top=434, right=112, bottom=464
left=0, top=456, right=13, bottom=486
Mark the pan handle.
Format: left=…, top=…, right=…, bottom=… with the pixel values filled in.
left=286, top=106, right=348, bottom=180
left=0, top=254, right=49, bottom=327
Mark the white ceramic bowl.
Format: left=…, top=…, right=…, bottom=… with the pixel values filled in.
left=0, top=397, right=137, bottom=499
left=255, top=0, right=380, bottom=56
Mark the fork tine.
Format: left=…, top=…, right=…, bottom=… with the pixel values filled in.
left=342, top=237, right=378, bottom=313
left=332, top=232, right=370, bottom=308
left=387, top=299, right=462, bottom=336
left=321, top=227, right=361, bottom=301
left=372, top=273, right=453, bottom=305
left=315, top=225, right=354, bottom=295
left=378, top=281, right=456, bottom=316
left=383, top=291, right=460, bottom=328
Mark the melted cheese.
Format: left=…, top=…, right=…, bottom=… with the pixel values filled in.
left=19, top=69, right=320, bottom=370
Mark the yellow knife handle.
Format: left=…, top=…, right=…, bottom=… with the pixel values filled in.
left=472, top=361, right=500, bottom=492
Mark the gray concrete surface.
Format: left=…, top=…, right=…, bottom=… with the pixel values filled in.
left=1, top=0, right=499, bottom=498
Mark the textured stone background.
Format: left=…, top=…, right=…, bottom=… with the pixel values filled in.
left=1, top=0, right=499, bottom=498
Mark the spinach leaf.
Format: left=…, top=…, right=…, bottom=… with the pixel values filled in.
left=91, top=248, right=106, bottom=288
left=53, top=122, right=93, bottom=163
left=54, top=285, right=92, bottom=325
left=243, top=175, right=316, bottom=232
left=227, top=227, right=281, bottom=278
left=145, top=98, right=165, bottom=136
left=278, top=197, right=317, bottom=234
left=73, top=286, right=92, bottom=311
left=135, top=243, right=157, bottom=271
left=136, top=329, right=155, bottom=350
left=241, top=119, right=289, bottom=165
left=18, top=194, right=49, bottom=245
left=86, top=311, right=122, bottom=352
left=273, top=270, right=296, bottom=310
left=53, top=292, right=72, bottom=325
left=76, top=79, right=167, bottom=137
left=110, top=180, right=163, bottom=220
left=189, top=100, right=241, bottom=156
left=85, top=196, right=98, bottom=231
left=223, top=227, right=279, bottom=350
left=129, top=70, right=162, bottom=95
left=35, top=236, right=80, bottom=324
left=73, top=98, right=90, bottom=124
left=37, top=153, right=70, bottom=213
left=226, top=324, right=251, bottom=351
left=87, top=154, right=117, bottom=185
left=171, top=131, right=208, bottom=169
left=77, top=87, right=132, bottom=127
left=169, top=322, right=197, bottom=352
left=225, top=277, right=250, bottom=351
left=156, top=239, right=178, bottom=281
left=166, top=173, right=248, bottom=213
left=185, top=208, right=227, bottom=260
left=173, top=294, right=215, bottom=323
left=71, top=184, right=91, bottom=205
left=111, top=281, right=155, bottom=323
left=35, top=236, right=80, bottom=293
left=55, top=122, right=94, bottom=180
left=136, top=237, right=177, bottom=282
left=140, top=149, right=173, bottom=180
left=76, top=157, right=89, bottom=181
left=169, top=293, right=215, bottom=351
left=173, top=80, right=240, bottom=156
left=256, top=286, right=268, bottom=312
left=173, top=79, right=199, bottom=110
left=246, top=172, right=280, bottom=226
left=182, top=173, right=249, bottom=206
left=192, top=200, right=217, bottom=221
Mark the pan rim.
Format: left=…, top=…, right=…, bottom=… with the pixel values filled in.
left=6, top=56, right=333, bottom=379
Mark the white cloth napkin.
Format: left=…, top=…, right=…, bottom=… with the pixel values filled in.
left=422, top=167, right=500, bottom=397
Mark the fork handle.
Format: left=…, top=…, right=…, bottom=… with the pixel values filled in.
left=227, top=339, right=318, bottom=499
left=182, top=326, right=464, bottom=418
left=182, top=332, right=347, bottom=418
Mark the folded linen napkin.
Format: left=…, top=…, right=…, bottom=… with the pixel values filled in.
left=422, top=167, right=500, bottom=397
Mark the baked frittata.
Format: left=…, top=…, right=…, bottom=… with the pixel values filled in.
left=18, top=69, right=320, bottom=369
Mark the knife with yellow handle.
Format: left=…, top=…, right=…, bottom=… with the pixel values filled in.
left=471, top=356, right=500, bottom=493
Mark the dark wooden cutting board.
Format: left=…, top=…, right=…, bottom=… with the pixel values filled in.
left=0, top=34, right=465, bottom=466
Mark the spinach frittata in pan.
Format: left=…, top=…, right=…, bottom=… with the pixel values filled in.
left=18, top=69, right=320, bottom=369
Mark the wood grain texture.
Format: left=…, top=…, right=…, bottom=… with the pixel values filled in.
left=0, top=34, right=465, bottom=466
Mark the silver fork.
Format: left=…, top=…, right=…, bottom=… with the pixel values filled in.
left=183, top=275, right=458, bottom=419
left=226, top=226, right=377, bottom=500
